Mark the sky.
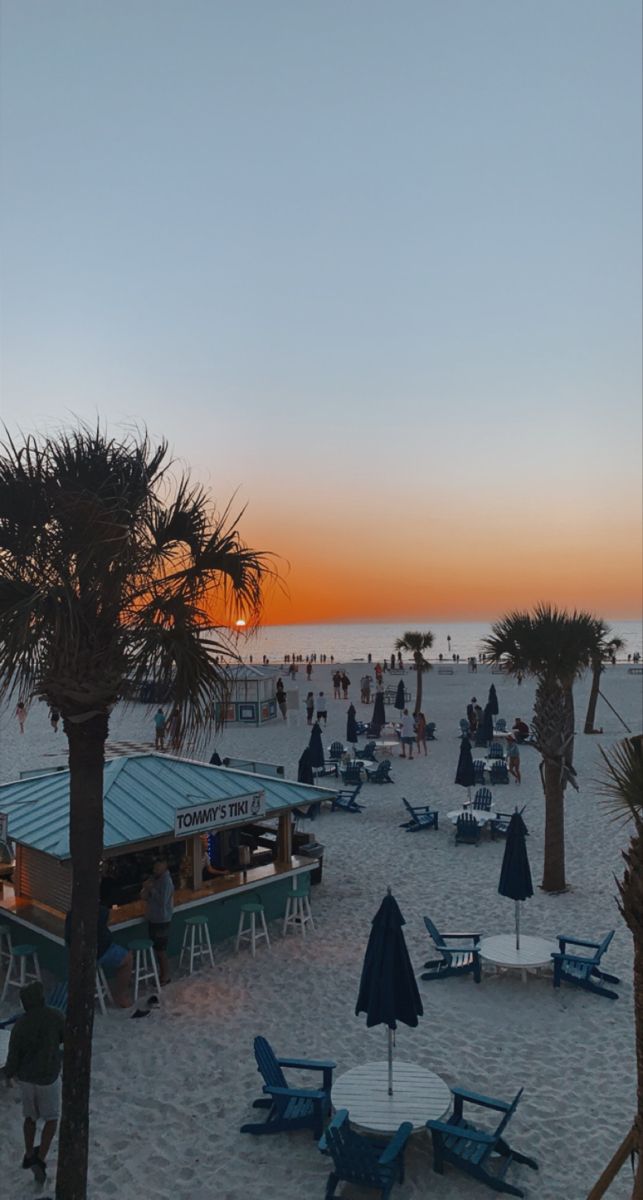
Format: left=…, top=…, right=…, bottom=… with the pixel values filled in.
left=1, top=0, right=641, bottom=625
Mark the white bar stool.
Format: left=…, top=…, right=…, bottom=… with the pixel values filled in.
left=179, top=915, right=215, bottom=974
left=128, top=938, right=161, bottom=1002
left=0, top=943, right=42, bottom=1002
left=0, top=922, right=13, bottom=973
left=95, top=967, right=113, bottom=1015
left=282, top=883, right=315, bottom=938
left=235, top=901, right=270, bottom=958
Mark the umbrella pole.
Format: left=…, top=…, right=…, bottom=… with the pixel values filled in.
left=515, top=900, right=520, bottom=951
left=388, top=1027, right=393, bottom=1096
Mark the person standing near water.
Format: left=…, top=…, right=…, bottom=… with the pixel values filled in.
left=15, top=700, right=27, bottom=735
left=154, top=708, right=166, bottom=750
left=305, top=692, right=314, bottom=724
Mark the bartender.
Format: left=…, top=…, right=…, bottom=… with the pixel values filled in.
left=201, top=835, right=226, bottom=881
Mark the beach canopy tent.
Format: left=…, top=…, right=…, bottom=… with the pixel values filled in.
left=215, top=665, right=279, bottom=725
left=0, top=753, right=336, bottom=916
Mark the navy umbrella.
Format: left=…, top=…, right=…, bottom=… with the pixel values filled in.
left=297, top=747, right=314, bottom=784
left=455, top=736, right=475, bottom=802
left=346, top=704, right=358, bottom=744
left=394, top=680, right=405, bottom=713
left=488, top=683, right=499, bottom=716
left=371, top=691, right=386, bottom=736
left=498, top=810, right=533, bottom=949
left=480, top=702, right=494, bottom=746
left=308, top=721, right=324, bottom=768
left=355, top=889, right=423, bottom=1096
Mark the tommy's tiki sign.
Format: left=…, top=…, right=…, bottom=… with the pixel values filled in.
left=174, top=792, right=265, bottom=837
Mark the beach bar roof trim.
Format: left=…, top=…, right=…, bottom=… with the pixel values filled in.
left=0, top=753, right=334, bottom=859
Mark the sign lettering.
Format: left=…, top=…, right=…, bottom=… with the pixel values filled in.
left=174, top=791, right=265, bottom=837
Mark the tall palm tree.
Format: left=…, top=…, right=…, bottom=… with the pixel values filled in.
left=0, top=427, right=273, bottom=1200
left=597, top=735, right=643, bottom=1195
left=483, top=604, right=597, bottom=893
left=394, top=631, right=434, bottom=715
left=584, top=620, right=625, bottom=734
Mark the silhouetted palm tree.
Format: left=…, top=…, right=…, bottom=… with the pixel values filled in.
left=483, top=604, right=596, bottom=892
left=394, top=631, right=434, bottom=716
left=598, top=735, right=643, bottom=1194
left=584, top=620, right=625, bottom=734
left=0, top=426, right=272, bottom=1200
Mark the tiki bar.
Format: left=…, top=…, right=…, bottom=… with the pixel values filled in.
left=0, top=753, right=332, bottom=977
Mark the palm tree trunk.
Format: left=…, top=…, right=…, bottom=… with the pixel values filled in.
left=584, top=659, right=602, bottom=734
left=564, top=685, right=575, bottom=771
left=542, top=759, right=566, bottom=892
left=621, top=828, right=643, bottom=1198
left=56, top=714, right=108, bottom=1200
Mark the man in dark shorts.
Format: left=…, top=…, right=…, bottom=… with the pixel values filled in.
left=316, top=692, right=328, bottom=725
left=3, top=981, right=65, bottom=1186
left=141, top=858, right=174, bottom=985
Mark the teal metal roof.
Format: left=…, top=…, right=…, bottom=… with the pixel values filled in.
left=0, top=753, right=335, bottom=859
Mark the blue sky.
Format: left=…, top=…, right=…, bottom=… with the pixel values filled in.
left=1, top=1, right=641, bottom=620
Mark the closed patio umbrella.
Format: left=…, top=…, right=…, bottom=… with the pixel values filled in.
left=308, top=721, right=324, bottom=769
left=488, top=683, right=499, bottom=716
left=371, top=691, right=386, bottom=736
left=355, top=889, right=423, bottom=1096
left=480, top=702, right=494, bottom=746
left=346, top=704, right=358, bottom=745
left=394, top=680, right=405, bottom=714
left=455, top=736, right=475, bottom=802
left=297, top=747, right=314, bottom=784
left=498, top=810, right=533, bottom=950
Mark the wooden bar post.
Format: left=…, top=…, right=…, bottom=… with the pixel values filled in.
left=276, top=812, right=292, bottom=866
left=190, top=835, right=202, bottom=890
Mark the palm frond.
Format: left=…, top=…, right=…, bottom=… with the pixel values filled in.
left=597, top=736, right=643, bottom=824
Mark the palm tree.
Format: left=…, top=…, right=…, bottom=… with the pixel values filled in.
left=584, top=620, right=625, bottom=734
left=597, top=735, right=643, bottom=1195
left=483, top=604, right=597, bottom=893
left=394, top=631, right=434, bottom=715
left=0, top=426, right=273, bottom=1200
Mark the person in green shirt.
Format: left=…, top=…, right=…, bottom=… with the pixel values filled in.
left=3, top=981, right=65, bottom=1185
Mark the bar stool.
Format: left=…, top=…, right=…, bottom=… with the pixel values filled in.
left=235, top=900, right=270, bottom=958
left=282, top=882, right=315, bottom=938
left=0, top=922, right=12, bottom=972
left=95, top=967, right=113, bottom=1016
left=128, top=938, right=161, bottom=1002
left=0, top=943, right=42, bottom=1003
left=179, top=915, right=215, bottom=974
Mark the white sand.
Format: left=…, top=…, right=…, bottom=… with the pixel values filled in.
left=0, top=662, right=641, bottom=1199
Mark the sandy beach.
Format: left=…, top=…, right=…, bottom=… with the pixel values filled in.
left=0, top=661, right=641, bottom=1200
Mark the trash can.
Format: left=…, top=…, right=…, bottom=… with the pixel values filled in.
left=297, top=841, right=325, bottom=885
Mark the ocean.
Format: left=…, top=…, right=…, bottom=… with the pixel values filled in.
left=234, top=619, right=642, bottom=664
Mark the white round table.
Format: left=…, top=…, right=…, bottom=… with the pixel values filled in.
left=332, top=1060, right=451, bottom=1134
left=480, top=934, right=558, bottom=983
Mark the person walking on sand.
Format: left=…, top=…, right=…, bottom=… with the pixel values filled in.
left=415, top=712, right=428, bottom=756
left=49, top=707, right=60, bottom=733
left=154, top=707, right=166, bottom=750
left=340, top=671, right=351, bottom=699
left=276, top=679, right=287, bottom=720
left=2, top=981, right=65, bottom=1186
left=332, top=670, right=342, bottom=700
left=305, top=691, right=315, bottom=725
left=399, top=710, right=416, bottom=759
left=316, top=692, right=328, bottom=726
left=141, top=858, right=174, bottom=985
left=506, top=736, right=521, bottom=783
left=167, top=706, right=182, bottom=751
left=15, top=700, right=27, bottom=735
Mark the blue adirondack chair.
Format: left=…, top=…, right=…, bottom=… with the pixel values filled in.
left=399, top=797, right=438, bottom=832
left=319, top=1109, right=412, bottom=1199
left=332, top=783, right=364, bottom=813
left=340, top=761, right=362, bottom=786
left=421, top=917, right=481, bottom=983
left=472, top=788, right=493, bottom=811
left=490, top=760, right=509, bottom=785
left=455, top=812, right=480, bottom=845
left=473, top=760, right=486, bottom=785
left=459, top=718, right=471, bottom=737
left=495, top=718, right=507, bottom=731
left=0, top=980, right=68, bottom=1028
left=328, top=741, right=345, bottom=762
left=354, top=741, right=377, bottom=761
left=240, top=1036, right=336, bottom=1139
left=551, top=931, right=620, bottom=1000
left=426, top=722, right=437, bottom=740
left=427, top=1086, right=538, bottom=1198
left=365, top=759, right=393, bottom=784
left=488, top=741, right=504, bottom=759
